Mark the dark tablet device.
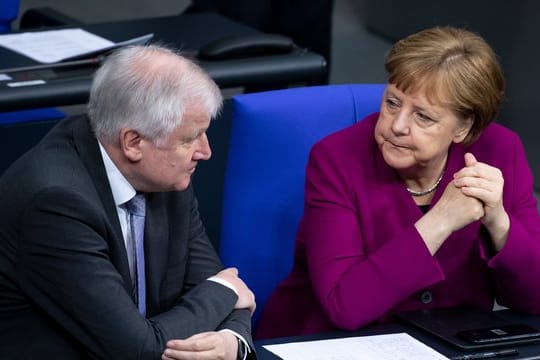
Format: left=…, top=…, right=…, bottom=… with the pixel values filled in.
left=457, top=324, right=540, bottom=344
left=396, top=307, right=540, bottom=350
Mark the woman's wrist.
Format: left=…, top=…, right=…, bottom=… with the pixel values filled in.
left=484, top=210, right=510, bottom=251
left=415, top=211, right=452, bottom=255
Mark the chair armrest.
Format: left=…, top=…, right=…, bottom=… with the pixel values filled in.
left=19, top=7, right=83, bottom=29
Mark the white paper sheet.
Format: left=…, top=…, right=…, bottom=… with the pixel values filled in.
left=0, top=29, right=114, bottom=63
left=0, top=29, right=153, bottom=64
left=263, top=333, right=450, bottom=360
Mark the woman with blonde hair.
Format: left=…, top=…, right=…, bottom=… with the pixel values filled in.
left=257, top=26, right=540, bottom=339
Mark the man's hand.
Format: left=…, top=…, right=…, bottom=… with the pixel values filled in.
left=162, top=331, right=237, bottom=360
left=215, top=267, right=256, bottom=315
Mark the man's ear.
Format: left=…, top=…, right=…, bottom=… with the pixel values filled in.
left=453, top=117, right=473, bottom=144
left=119, top=128, right=143, bottom=162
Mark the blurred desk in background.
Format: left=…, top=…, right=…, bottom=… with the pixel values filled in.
left=0, top=12, right=327, bottom=111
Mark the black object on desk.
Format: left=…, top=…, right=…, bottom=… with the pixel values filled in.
left=450, top=348, right=519, bottom=360
left=198, top=33, right=294, bottom=60
left=396, top=307, right=540, bottom=350
left=0, top=13, right=327, bottom=111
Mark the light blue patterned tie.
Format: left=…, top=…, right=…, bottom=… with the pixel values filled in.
left=124, top=193, right=146, bottom=316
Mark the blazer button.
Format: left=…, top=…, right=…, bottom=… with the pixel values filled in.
left=421, top=290, right=433, bottom=304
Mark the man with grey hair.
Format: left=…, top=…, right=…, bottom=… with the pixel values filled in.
left=0, top=45, right=256, bottom=359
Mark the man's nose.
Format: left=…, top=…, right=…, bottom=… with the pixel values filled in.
left=195, top=133, right=212, bottom=160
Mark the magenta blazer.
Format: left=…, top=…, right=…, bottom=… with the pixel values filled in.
left=256, top=113, right=540, bottom=339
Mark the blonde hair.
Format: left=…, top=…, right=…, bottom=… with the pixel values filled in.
left=385, top=26, right=505, bottom=144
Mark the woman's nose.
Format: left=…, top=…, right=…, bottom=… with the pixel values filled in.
left=391, top=110, right=410, bottom=135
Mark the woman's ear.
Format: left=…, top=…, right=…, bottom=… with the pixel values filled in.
left=453, top=117, right=473, bottom=144
left=120, top=128, right=144, bottom=162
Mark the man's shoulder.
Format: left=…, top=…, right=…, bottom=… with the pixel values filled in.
left=0, top=115, right=98, bottom=199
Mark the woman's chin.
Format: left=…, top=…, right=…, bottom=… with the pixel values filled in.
left=381, top=150, right=414, bottom=170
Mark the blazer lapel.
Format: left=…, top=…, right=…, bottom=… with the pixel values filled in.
left=70, top=116, right=133, bottom=289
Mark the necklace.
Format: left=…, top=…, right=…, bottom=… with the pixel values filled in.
left=406, top=171, right=444, bottom=197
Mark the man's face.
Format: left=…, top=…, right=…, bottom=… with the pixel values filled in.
left=135, top=105, right=212, bottom=192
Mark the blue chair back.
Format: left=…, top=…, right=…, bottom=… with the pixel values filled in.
left=0, top=109, right=67, bottom=174
left=220, top=84, right=386, bottom=328
left=0, top=0, right=19, bottom=33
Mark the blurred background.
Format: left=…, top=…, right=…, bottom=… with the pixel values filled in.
left=15, top=0, right=391, bottom=85
left=9, top=0, right=540, bottom=193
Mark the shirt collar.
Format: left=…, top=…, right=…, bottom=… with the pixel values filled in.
left=98, top=142, right=136, bottom=207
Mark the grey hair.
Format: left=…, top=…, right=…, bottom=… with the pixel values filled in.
left=87, top=44, right=222, bottom=146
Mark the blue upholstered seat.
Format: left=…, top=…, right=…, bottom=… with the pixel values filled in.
left=220, top=84, right=386, bottom=328
left=0, top=108, right=66, bottom=125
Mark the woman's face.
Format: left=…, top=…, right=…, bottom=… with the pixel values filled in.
left=374, top=84, right=472, bottom=173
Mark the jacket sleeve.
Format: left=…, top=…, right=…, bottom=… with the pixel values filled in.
left=301, top=142, right=445, bottom=330
left=179, top=191, right=256, bottom=354
left=483, top=133, right=540, bottom=313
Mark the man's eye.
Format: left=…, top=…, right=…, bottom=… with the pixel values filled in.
left=182, top=132, right=203, bottom=144
left=181, top=138, right=195, bottom=145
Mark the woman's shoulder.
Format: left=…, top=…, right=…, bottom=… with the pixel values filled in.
left=471, top=122, right=522, bottom=152
left=465, top=123, right=527, bottom=171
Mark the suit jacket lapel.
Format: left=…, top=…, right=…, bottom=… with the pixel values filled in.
left=70, top=116, right=133, bottom=289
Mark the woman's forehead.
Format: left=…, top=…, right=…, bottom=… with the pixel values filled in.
left=391, top=79, right=451, bottom=107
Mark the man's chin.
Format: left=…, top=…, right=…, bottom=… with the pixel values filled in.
left=172, top=178, right=192, bottom=191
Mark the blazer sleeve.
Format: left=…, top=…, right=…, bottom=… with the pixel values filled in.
left=300, top=141, right=445, bottom=331
left=17, top=187, right=253, bottom=359
left=167, top=190, right=256, bottom=353
left=483, top=132, right=540, bottom=313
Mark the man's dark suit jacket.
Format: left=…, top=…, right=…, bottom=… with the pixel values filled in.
left=0, top=115, right=254, bottom=359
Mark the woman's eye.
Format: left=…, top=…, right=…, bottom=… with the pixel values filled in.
left=385, top=98, right=399, bottom=108
left=415, top=112, right=433, bottom=122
